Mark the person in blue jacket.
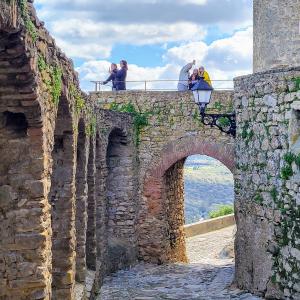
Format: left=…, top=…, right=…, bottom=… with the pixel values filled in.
left=115, top=60, right=128, bottom=91
left=102, top=63, right=118, bottom=91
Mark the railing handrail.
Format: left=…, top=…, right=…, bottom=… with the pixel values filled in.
left=90, top=79, right=234, bottom=92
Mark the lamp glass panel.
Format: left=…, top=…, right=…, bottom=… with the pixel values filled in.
left=193, top=90, right=200, bottom=103
left=198, top=90, right=212, bottom=104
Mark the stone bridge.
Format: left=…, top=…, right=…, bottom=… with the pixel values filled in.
left=93, top=91, right=235, bottom=264
left=1, top=1, right=300, bottom=300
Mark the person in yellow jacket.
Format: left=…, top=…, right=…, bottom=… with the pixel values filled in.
left=198, top=66, right=212, bottom=86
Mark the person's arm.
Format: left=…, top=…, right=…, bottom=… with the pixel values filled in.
left=102, top=73, right=114, bottom=85
left=182, top=62, right=194, bottom=73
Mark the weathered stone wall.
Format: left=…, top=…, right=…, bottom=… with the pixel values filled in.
left=0, top=1, right=85, bottom=298
left=94, top=91, right=235, bottom=264
left=75, top=119, right=90, bottom=283
left=234, top=67, right=300, bottom=299
left=93, top=109, right=137, bottom=292
left=0, top=1, right=137, bottom=299
left=164, top=159, right=187, bottom=263
left=253, top=0, right=300, bottom=72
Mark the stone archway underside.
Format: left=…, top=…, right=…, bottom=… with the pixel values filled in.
left=138, top=137, right=235, bottom=264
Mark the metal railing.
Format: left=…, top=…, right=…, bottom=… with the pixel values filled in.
left=91, top=79, right=234, bottom=92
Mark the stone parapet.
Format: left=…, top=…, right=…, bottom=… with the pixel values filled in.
left=185, top=214, right=235, bottom=238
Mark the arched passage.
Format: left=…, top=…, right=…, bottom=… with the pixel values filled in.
left=49, top=96, right=76, bottom=298
left=138, top=137, right=234, bottom=263
left=105, top=128, right=137, bottom=273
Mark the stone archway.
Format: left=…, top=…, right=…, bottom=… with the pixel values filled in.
left=105, top=127, right=137, bottom=273
left=138, top=136, right=234, bottom=263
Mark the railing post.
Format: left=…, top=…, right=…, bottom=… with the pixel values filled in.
left=145, top=81, right=147, bottom=91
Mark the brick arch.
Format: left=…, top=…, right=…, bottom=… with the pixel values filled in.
left=149, top=136, right=235, bottom=178
left=138, top=136, right=235, bottom=264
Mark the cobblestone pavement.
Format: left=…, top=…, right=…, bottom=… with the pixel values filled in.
left=98, top=226, right=261, bottom=300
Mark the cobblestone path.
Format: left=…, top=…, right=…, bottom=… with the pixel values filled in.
left=98, top=226, right=261, bottom=300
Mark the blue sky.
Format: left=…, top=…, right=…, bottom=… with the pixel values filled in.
left=35, top=0, right=253, bottom=91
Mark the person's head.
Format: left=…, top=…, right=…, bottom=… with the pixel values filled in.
left=199, top=66, right=205, bottom=73
left=120, top=60, right=128, bottom=70
left=111, top=63, right=117, bottom=71
left=192, top=69, right=198, bottom=76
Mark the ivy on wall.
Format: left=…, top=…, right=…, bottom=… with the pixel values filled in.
left=17, top=0, right=38, bottom=41
left=109, top=102, right=150, bottom=145
left=38, top=55, right=63, bottom=106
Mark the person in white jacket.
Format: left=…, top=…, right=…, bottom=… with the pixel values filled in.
left=177, top=60, right=195, bottom=91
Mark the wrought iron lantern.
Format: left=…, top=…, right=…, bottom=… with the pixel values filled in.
left=191, top=78, right=213, bottom=116
left=191, top=78, right=236, bottom=137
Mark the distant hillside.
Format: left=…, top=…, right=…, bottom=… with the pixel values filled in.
left=184, top=155, right=234, bottom=224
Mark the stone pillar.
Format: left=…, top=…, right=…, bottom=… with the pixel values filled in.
left=75, top=120, right=90, bottom=283
left=49, top=99, right=77, bottom=299
left=253, top=0, right=300, bottom=72
left=86, top=137, right=97, bottom=271
left=164, top=159, right=187, bottom=263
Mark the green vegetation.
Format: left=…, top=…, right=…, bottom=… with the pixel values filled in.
left=217, top=116, right=231, bottom=128
left=241, top=122, right=254, bottom=145
left=270, top=187, right=278, bottom=201
left=109, top=102, right=150, bottom=145
left=38, top=55, right=63, bottom=106
left=292, top=77, right=300, bottom=91
left=50, top=66, right=63, bottom=106
left=213, top=101, right=224, bottom=112
left=70, top=84, right=85, bottom=115
left=279, top=152, right=300, bottom=180
left=85, top=115, right=97, bottom=136
left=254, top=193, right=263, bottom=204
left=208, top=204, right=234, bottom=219
left=281, top=165, right=293, bottom=180
left=18, top=0, right=38, bottom=42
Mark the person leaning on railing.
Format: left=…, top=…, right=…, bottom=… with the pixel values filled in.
left=177, top=59, right=195, bottom=91
left=189, top=68, right=200, bottom=90
left=198, top=66, right=212, bottom=86
left=115, top=60, right=128, bottom=91
left=102, top=63, right=118, bottom=91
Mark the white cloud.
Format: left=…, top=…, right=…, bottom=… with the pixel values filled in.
left=51, top=20, right=206, bottom=59
left=78, top=27, right=253, bottom=91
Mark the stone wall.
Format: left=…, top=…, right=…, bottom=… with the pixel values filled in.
left=92, top=109, right=137, bottom=293
left=234, top=66, right=300, bottom=299
left=253, top=0, right=300, bottom=72
left=0, top=1, right=137, bottom=299
left=164, top=159, right=187, bottom=263
left=94, top=91, right=235, bottom=264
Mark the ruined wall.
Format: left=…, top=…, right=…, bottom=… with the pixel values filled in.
left=94, top=91, right=235, bottom=264
left=234, top=67, right=300, bottom=299
left=253, top=0, right=300, bottom=72
left=0, top=1, right=85, bottom=298
left=92, top=109, right=137, bottom=291
left=0, top=1, right=138, bottom=299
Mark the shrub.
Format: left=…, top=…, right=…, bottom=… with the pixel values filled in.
left=209, top=204, right=234, bottom=219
